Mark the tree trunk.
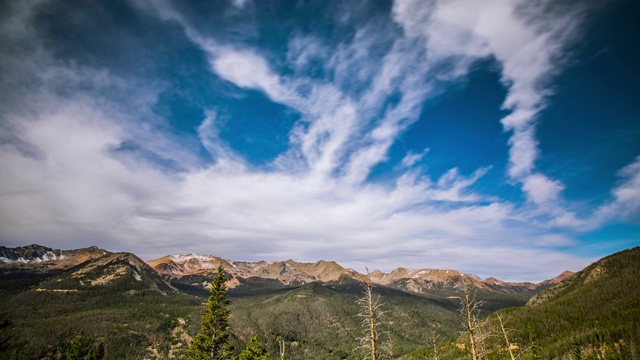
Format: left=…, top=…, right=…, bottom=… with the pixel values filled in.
left=498, top=314, right=516, bottom=360
left=367, top=282, right=378, bottom=360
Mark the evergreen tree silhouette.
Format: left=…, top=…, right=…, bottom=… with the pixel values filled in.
left=187, top=265, right=233, bottom=360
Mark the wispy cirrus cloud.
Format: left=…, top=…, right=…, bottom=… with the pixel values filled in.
left=0, top=0, right=637, bottom=282
left=591, top=156, right=640, bottom=226
left=392, top=0, right=587, bottom=212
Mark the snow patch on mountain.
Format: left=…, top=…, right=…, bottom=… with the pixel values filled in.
left=0, top=252, right=65, bottom=264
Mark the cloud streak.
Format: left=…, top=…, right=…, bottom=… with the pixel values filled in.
left=392, top=0, right=589, bottom=211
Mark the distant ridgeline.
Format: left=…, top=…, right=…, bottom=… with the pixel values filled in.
left=0, top=244, right=637, bottom=359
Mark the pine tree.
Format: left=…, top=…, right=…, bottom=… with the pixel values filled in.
left=237, top=335, right=268, bottom=360
left=187, top=265, right=233, bottom=360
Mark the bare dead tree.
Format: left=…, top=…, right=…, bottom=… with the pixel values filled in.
left=476, top=323, right=493, bottom=360
left=459, top=283, right=490, bottom=360
left=354, top=269, right=392, bottom=360
left=279, top=337, right=285, bottom=360
left=430, top=333, right=443, bottom=360
left=497, top=314, right=517, bottom=360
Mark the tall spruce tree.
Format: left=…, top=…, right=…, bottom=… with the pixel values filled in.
left=187, top=265, right=233, bottom=360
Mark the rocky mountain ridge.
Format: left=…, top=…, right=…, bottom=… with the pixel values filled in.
left=0, top=244, right=65, bottom=264
left=0, top=244, right=108, bottom=272
left=1, top=244, right=571, bottom=296
left=0, top=244, right=175, bottom=294
left=147, top=251, right=570, bottom=296
left=148, top=253, right=361, bottom=288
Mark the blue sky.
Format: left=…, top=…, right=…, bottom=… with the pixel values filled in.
left=1, top=0, right=639, bottom=281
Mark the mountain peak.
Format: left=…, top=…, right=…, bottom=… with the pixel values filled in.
left=148, top=254, right=357, bottom=289
left=146, top=250, right=541, bottom=296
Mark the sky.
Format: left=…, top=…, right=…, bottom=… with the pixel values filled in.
left=1, top=0, right=639, bottom=282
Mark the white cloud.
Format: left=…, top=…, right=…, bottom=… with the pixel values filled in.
left=537, top=234, right=577, bottom=247
left=522, top=173, right=565, bottom=205
left=504, top=116, right=539, bottom=178
left=593, top=156, right=640, bottom=224
left=197, top=110, right=246, bottom=168
left=0, top=0, right=633, bottom=282
left=549, top=212, right=586, bottom=229
left=611, top=156, right=640, bottom=215
left=0, top=96, right=174, bottom=244
left=0, top=83, right=525, bottom=274
left=232, top=0, right=248, bottom=9
left=287, top=35, right=329, bottom=73
left=392, top=0, right=587, bottom=214
left=401, top=149, right=427, bottom=168
left=212, top=49, right=290, bottom=101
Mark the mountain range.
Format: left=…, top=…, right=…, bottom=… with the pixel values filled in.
left=1, top=243, right=570, bottom=304
left=1, top=244, right=637, bottom=359
left=146, top=250, right=567, bottom=298
left=1, top=244, right=569, bottom=294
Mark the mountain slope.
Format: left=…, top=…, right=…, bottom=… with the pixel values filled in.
left=1, top=244, right=176, bottom=295
left=38, top=251, right=178, bottom=294
left=433, top=246, right=640, bottom=360
left=0, top=246, right=199, bottom=359
left=0, top=244, right=108, bottom=294
left=229, top=281, right=461, bottom=359
left=368, top=267, right=542, bottom=296
left=0, top=244, right=107, bottom=267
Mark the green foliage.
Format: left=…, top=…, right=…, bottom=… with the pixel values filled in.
left=65, top=332, right=105, bottom=360
left=435, top=247, right=640, bottom=360
left=187, top=265, right=233, bottom=360
left=0, top=272, right=202, bottom=359
left=229, top=281, right=462, bottom=359
left=88, top=341, right=105, bottom=360
left=502, top=247, right=640, bottom=359
left=66, top=333, right=89, bottom=360
left=237, top=335, right=268, bottom=360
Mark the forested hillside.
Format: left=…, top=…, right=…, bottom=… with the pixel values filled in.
left=427, top=247, right=640, bottom=360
